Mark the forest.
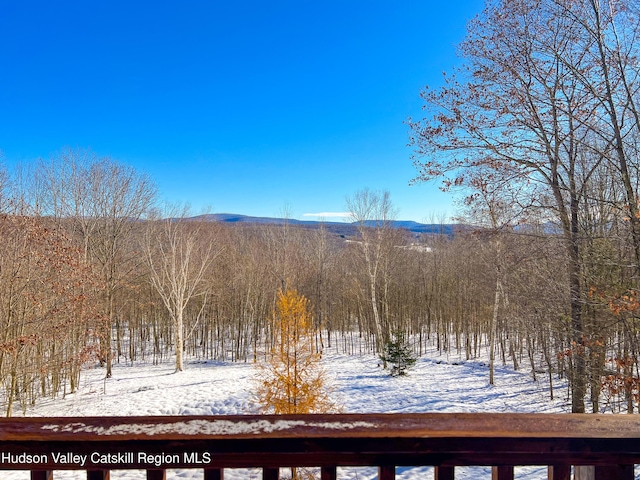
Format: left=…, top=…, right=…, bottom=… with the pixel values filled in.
left=0, top=147, right=632, bottom=418
left=3, top=0, right=640, bottom=417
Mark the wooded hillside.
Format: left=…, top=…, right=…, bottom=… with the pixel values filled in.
left=0, top=147, right=635, bottom=417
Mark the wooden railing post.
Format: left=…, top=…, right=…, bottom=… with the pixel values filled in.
left=378, top=465, right=395, bottom=480
left=87, top=471, right=110, bottom=480
left=492, top=466, right=514, bottom=480
left=204, top=468, right=225, bottom=480
left=31, top=472, right=53, bottom=480
left=321, top=466, right=337, bottom=480
left=548, top=465, right=570, bottom=480
left=262, top=467, right=279, bottom=480
left=435, top=466, right=455, bottom=480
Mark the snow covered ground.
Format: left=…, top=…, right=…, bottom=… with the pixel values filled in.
left=7, top=343, right=577, bottom=479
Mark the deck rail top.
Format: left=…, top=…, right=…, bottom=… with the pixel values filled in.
left=0, top=413, right=638, bottom=441
left=1, top=413, right=639, bottom=474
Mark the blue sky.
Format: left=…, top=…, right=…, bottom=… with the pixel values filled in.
left=0, top=1, right=482, bottom=222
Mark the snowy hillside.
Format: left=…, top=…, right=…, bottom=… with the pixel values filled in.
left=6, top=342, right=573, bottom=480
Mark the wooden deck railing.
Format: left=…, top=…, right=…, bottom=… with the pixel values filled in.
left=0, top=413, right=638, bottom=479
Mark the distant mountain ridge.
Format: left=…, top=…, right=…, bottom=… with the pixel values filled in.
left=190, top=213, right=457, bottom=236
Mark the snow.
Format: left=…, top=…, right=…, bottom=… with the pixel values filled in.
left=6, top=343, right=577, bottom=479
left=40, top=419, right=378, bottom=436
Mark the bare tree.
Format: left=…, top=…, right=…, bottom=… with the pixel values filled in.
left=554, top=0, right=640, bottom=275
left=346, top=189, right=399, bottom=352
left=145, top=208, right=218, bottom=372
left=33, top=149, right=156, bottom=377
left=459, top=172, right=526, bottom=385
left=408, top=0, right=606, bottom=412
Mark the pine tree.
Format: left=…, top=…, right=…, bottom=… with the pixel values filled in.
left=379, top=330, right=417, bottom=376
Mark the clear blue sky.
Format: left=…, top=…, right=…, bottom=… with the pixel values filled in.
left=0, top=1, right=483, bottom=222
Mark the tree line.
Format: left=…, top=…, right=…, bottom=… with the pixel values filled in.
left=0, top=146, right=629, bottom=417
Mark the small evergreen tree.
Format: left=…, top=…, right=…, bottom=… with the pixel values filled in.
left=379, top=330, right=417, bottom=376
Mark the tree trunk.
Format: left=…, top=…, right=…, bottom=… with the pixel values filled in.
left=569, top=244, right=586, bottom=414
left=489, top=273, right=501, bottom=386
left=175, top=310, right=184, bottom=372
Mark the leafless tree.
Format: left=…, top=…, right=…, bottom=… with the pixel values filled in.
left=408, top=0, right=609, bottom=411
left=33, top=149, right=156, bottom=377
left=346, top=189, right=400, bottom=352
left=145, top=207, right=219, bottom=371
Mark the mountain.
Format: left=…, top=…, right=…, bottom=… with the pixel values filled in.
left=190, top=213, right=458, bottom=237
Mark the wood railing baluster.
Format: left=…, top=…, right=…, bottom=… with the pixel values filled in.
left=31, top=472, right=53, bottom=480
left=146, top=469, right=166, bottom=480
left=378, top=465, right=395, bottom=479
left=204, top=468, right=225, bottom=480
left=548, top=465, right=571, bottom=480
left=320, top=466, right=337, bottom=480
left=87, top=471, right=110, bottom=480
left=262, top=467, right=279, bottom=480
left=434, top=466, right=455, bottom=479
left=491, top=466, right=514, bottom=480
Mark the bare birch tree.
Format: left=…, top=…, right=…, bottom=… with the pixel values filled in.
left=346, top=189, right=399, bottom=352
left=145, top=209, right=218, bottom=371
